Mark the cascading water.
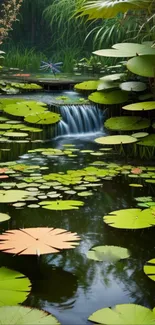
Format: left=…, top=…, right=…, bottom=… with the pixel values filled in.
left=55, top=104, right=104, bottom=137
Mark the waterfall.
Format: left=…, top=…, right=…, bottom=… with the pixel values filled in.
left=55, top=104, right=104, bottom=137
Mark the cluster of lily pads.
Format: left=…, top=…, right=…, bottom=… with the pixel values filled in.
left=0, top=97, right=61, bottom=144
left=0, top=80, right=43, bottom=95
left=75, top=42, right=155, bottom=159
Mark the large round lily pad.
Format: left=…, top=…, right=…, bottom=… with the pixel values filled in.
left=95, top=135, right=137, bottom=145
left=122, top=101, right=155, bottom=111
left=4, top=101, right=47, bottom=117
left=127, top=55, right=155, bottom=77
left=87, top=245, right=130, bottom=262
left=24, top=111, right=61, bottom=125
left=104, top=116, right=150, bottom=131
left=0, top=190, right=29, bottom=203
left=74, top=80, right=99, bottom=91
left=88, top=90, right=128, bottom=105
left=88, top=304, right=155, bottom=324
left=137, top=134, right=155, bottom=147
left=0, top=267, right=31, bottom=305
left=39, top=200, right=84, bottom=210
left=144, top=258, right=155, bottom=281
left=0, top=213, right=10, bottom=223
left=119, top=81, right=147, bottom=92
left=100, top=73, right=126, bottom=82
left=0, top=306, right=60, bottom=324
left=103, top=208, right=155, bottom=229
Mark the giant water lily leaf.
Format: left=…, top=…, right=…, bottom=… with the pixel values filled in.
left=0, top=267, right=31, bottom=305
left=0, top=190, right=29, bottom=203
left=78, top=0, right=151, bottom=19
left=103, top=208, right=155, bottom=229
left=144, top=259, right=155, bottom=281
left=74, top=80, right=99, bottom=91
left=0, top=98, right=26, bottom=111
left=4, top=101, right=47, bottom=117
left=39, top=200, right=84, bottom=210
left=0, top=306, right=60, bottom=324
left=95, top=135, right=137, bottom=145
left=87, top=245, right=130, bottom=262
left=127, top=55, right=155, bottom=77
left=24, top=112, right=61, bottom=125
left=94, top=42, right=155, bottom=57
left=122, top=101, right=155, bottom=111
left=137, top=135, right=155, bottom=147
left=88, top=303, right=155, bottom=324
left=119, top=81, right=147, bottom=92
left=100, top=73, right=126, bottom=82
left=104, top=116, right=150, bottom=131
left=0, top=213, right=10, bottom=223
left=0, top=227, right=81, bottom=255
left=88, top=90, right=128, bottom=105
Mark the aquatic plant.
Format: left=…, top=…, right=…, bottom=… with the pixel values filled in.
left=87, top=245, right=130, bottom=262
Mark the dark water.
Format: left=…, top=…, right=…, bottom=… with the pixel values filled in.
left=0, top=134, right=155, bottom=325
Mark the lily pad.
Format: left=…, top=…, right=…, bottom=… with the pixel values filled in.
left=74, top=80, right=99, bottom=91
left=119, top=81, right=147, bottom=92
left=4, top=101, right=47, bottom=117
left=87, top=245, right=130, bottom=262
left=0, top=190, right=29, bottom=203
left=0, top=213, right=10, bottom=222
left=95, top=135, right=137, bottom=145
left=39, top=200, right=84, bottom=210
left=122, top=101, right=155, bottom=111
left=137, top=134, right=155, bottom=147
left=103, top=208, right=155, bottom=229
left=0, top=306, right=60, bottom=324
left=127, top=55, right=155, bottom=77
left=144, top=258, right=155, bottom=281
left=104, top=116, right=150, bottom=131
left=132, top=132, right=149, bottom=139
left=3, top=132, right=28, bottom=138
left=0, top=267, right=31, bottom=305
left=88, top=303, right=155, bottom=324
left=24, top=111, right=61, bottom=125
left=88, top=90, right=128, bottom=105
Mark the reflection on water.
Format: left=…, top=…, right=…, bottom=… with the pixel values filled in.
left=0, top=136, right=155, bottom=325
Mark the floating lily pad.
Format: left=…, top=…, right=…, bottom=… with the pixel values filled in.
left=120, top=81, right=147, bottom=92
left=0, top=306, right=60, bottom=324
left=88, top=304, right=155, bottom=324
left=144, top=258, right=155, bottom=281
left=0, top=267, right=31, bottom=305
left=100, top=73, right=126, bottom=82
left=12, top=202, right=26, bottom=208
left=127, top=55, right=155, bottom=77
left=103, top=208, right=155, bottom=229
left=24, top=111, right=61, bottom=125
left=95, top=135, right=137, bottom=145
left=88, top=90, right=128, bottom=105
left=129, top=183, right=143, bottom=187
left=0, top=190, right=29, bottom=203
left=132, top=132, right=149, bottom=138
left=87, top=245, right=130, bottom=262
left=3, top=132, right=28, bottom=138
left=122, top=101, right=155, bottom=111
left=104, top=116, right=150, bottom=131
left=135, top=196, right=152, bottom=202
left=74, top=80, right=99, bottom=91
left=0, top=213, right=10, bottom=222
left=78, top=191, right=93, bottom=196
left=4, top=101, right=47, bottom=117
left=39, top=200, right=84, bottom=210
left=137, top=134, right=155, bottom=147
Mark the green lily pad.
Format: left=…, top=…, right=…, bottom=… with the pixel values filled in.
left=88, top=304, right=155, bottom=324
left=129, top=183, right=143, bottom=187
left=137, top=134, right=155, bottom=147
left=119, top=81, right=147, bottom=92
left=88, top=90, right=128, bottom=105
left=0, top=190, right=29, bottom=203
left=87, top=245, right=130, bottom=262
left=24, top=111, right=61, bottom=125
left=74, top=80, right=99, bottom=91
left=104, top=116, right=150, bottom=131
left=39, top=200, right=84, bottom=210
left=0, top=213, right=10, bottom=222
left=0, top=306, right=60, bottom=324
left=122, top=101, right=155, bottom=111
left=78, top=191, right=93, bottom=196
left=103, top=208, right=155, bottom=229
left=127, top=55, right=155, bottom=77
left=135, top=196, right=152, bottom=202
left=144, top=258, right=155, bottom=281
left=95, top=135, right=137, bottom=145
left=132, top=132, right=149, bottom=138
left=100, top=73, right=126, bottom=82
left=3, top=132, right=28, bottom=138
left=0, top=267, right=31, bottom=305
left=4, top=101, right=47, bottom=117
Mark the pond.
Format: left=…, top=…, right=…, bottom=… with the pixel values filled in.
left=0, top=91, right=155, bottom=324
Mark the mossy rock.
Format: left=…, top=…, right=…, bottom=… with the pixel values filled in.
left=74, top=80, right=99, bottom=91
left=88, top=90, right=129, bottom=105
left=104, top=116, right=150, bottom=131
left=137, top=134, right=155, bottom=147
